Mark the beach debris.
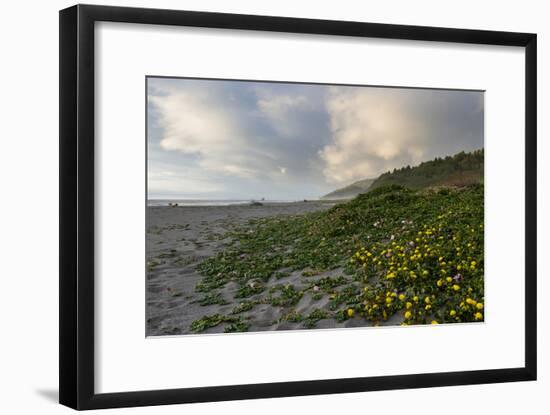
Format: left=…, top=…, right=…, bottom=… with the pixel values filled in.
left=166, top=287, right=182, bottom=297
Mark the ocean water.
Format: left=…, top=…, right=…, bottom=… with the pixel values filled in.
left=147, top=199, right=297, bottom=207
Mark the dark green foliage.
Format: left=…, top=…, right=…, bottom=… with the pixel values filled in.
left=193, top=292, right=229, bottom=306
left=267, top=284, right=303, bottom=307
left=280, top=310, right=304, bottom=323
left=193, top=182, right=484, bottom=328
left=370, top=149, right=483, bottom=191
left=224, top=319, right=249, bottom=333
left=235, top=284, right=264, bottom=298
left=303, top=309, right=330, bottom=328
left=190, top=314, right=239, bottom=332
left=307, top=276, right=348, bottom=291
left=231, top=301, right=258, bottom=314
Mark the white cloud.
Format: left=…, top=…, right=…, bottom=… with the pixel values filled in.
left=256, top=89, right=313, bottom=137
left=149, top=85, right=269, bottom=179
left=320, top=87, right=431, bottom=184
left=150, top=88, right=255, bottom=176
left=150, top=91, right=237, bottom=155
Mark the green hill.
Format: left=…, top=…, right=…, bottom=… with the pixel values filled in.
left=370, top=149, right=484, bottom=191
left=322, top=149, right=483, bottom=199
left=322, top=178, right=375, bottom=200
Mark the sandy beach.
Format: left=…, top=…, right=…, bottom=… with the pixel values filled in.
left=145, top=201, right=373, bottom=336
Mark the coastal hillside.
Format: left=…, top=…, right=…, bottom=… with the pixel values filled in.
left=322, top=149, right=483, bottom=199
left=370, top=149, right=484, bottom=191
left=321, top=178, right=375, bottom=200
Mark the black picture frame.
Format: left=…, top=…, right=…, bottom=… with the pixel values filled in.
left=59, top=4, right=537, bottom=410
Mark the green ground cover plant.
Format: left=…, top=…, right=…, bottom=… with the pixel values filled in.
left=189, top=183, right=484, bottom=332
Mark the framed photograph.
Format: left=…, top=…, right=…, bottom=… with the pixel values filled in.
left=59, top=4, right=537, bottom=410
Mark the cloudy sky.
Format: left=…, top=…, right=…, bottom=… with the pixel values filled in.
left=147, top=77, right=483, bottom=200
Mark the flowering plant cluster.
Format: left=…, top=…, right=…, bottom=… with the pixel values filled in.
left=350, top=214, right=484, bottom=325
left=191, top=184, right=483, bottom=331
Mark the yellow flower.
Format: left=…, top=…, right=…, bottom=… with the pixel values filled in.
left=386, top=297, right=392, bottom=304
left=406, top=302, right=413, bottom=309
left=425, top=304, right=432, bottom=311
left=446, top=277, right=452, bottom=283
left=399, top=294, right=405, bottom=301
left=364, top=286, right=369, bottom=292
left=431, top=320, right=439, bottom=325
left=474, top=312, right=483, bottom=320
left=424, top=296, right=431, bottom=304
left=452, top=284, right=460, bottom=291
left=422, top=270, right=429, bottom=277
left=476, top=302, right=484, bottom=310
left=404, top=311, right=412, bottom=319
left=386, top=272, right=396, bottom=279
left=413, top=296, right=419, bottom=302
left=437, top=279, right=443, bottom=287
left=449, top=310, right=457, bottom=317
left=347, top=308, right=355, bottom=318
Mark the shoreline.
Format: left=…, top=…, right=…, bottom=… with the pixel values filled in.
left=146, top=201, right=339, bottom=336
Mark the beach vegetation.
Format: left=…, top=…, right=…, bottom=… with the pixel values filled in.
left=193, top=183, right=483, bottom=329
